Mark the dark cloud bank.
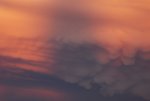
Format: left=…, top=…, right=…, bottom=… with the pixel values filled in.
left=0, top=38, right=150, bottom=101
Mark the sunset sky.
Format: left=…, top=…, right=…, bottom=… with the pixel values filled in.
left=0, top=0, right=150, bottom=101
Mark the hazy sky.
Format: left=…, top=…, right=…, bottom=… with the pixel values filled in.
left=0, top=0, right=150, bottom=101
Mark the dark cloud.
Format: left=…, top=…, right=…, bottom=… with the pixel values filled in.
left=0, top=39, right=149, bottom=101
left=0, top=62, right=148, bottom=101
left=0, top=0, right=150, bottom=101
left=52, top=42, right=150, bottom=100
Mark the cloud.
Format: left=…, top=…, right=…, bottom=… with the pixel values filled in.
left=0, top=61, right=73, bottom=101
left=49, top=1, right=150, bottom=100
left=52, top=41, right=150, bottom=100
left=0, top=0, right=150, bottom=100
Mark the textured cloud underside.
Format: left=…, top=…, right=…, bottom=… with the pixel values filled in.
left=0, top=0, right=150, bottom=100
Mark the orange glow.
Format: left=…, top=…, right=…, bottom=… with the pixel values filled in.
left=0, top=0, right=150, bottom=77
left=0, top=6, right=53, bottom=38
left=0, top=36, right=55, bottom=73
left=0, top=0, right=150, bottom=100
left=0, top=0, right=57, bottom=74
left=83, top=0, right=150, bottom=63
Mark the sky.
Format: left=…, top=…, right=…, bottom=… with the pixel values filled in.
left=0, top=0, right=150, bottom=101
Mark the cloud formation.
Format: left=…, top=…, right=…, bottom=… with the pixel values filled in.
left=50, top=0, right=150, bottom=100
left=0, top=0, right=150, bottom=100
left=53, top=42, right=150, bottom=100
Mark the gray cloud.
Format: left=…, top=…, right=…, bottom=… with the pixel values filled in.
left=52, top=42, right=150, bottom=100
left=0, top=0, right=150, bottom=100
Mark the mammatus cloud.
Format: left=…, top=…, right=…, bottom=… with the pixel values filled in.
left=0, top=0, right=150, bottom=100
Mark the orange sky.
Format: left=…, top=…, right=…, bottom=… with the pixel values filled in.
left=0, top=0, right=150, bottom=75
left=0, top=0, right=150, bottom=100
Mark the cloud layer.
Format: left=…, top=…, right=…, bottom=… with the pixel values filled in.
left=0, top=0, right=150, bottom=100
left=51, top=1, right=150, bottom=100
